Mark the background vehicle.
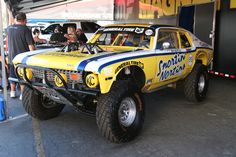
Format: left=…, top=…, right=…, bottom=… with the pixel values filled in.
left=13, top=24, right=213, bottom=143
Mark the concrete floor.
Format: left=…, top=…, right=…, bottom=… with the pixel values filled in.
left=0, top=77, right=235, bottom=157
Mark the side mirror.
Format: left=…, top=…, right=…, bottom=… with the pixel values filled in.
left=162, top=42, right=170, bottom=49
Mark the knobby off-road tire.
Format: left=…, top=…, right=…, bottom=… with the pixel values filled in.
left=96, top=81, right=145, bottom=143
left=184, top=63, right=209, bottom=102
left=22, top=86, right=65, bottom=120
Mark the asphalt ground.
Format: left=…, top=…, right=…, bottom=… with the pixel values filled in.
left=0, top=76, right=235, bottom=157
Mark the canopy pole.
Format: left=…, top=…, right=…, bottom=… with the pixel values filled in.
left=0, top=0, right=9, bottom=120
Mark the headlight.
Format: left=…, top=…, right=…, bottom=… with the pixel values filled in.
left=17, top=68, right=33, bottom=81
left=17, top=67, right=24, bottom=77
left=54, top=73, right=67, bottom=87
left=85, top=73, right=99, bottom=88
left=24, top=69, right=33, bottom=81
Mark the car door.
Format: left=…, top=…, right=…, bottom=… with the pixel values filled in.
left=178, top=30, right=195, bottom=76
left=153, top=28, right=187, bottom=88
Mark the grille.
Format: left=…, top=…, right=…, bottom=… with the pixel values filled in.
left=32, top=69, right=83, bottom=84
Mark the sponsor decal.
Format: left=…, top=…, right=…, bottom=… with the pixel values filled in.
left=145, top=29, right=153, bottom=36
left=101, top=27, right=148, bottom=34
left=137, top=0, right=216, bottom=18
left=123, top=27, right=135, bottom=32
left=97, top=50, right=198, bottom=73
left=98, top=27, right=105, bottom=31
left=44, top=53, right=86, bottom=58
left=115, top=61, right=144, bottom=74
left=157, top=54, right=186, bottom=81
left=135, top=27, right=145, bottom=34
left=103, top=27, right=123, bottom=32
left=67, top=64, right=74, bottom=67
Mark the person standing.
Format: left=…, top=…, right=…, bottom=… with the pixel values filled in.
left=64, top=26, right=77, bottom=43
left=50, top=26, right=67, bottom=43
left=76, top=28, right=88, bottom=45
left=33, top=28, right=47, bottom=44
left=7, top=12, right=35, bottom=100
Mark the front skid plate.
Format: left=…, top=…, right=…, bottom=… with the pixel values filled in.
left=34, top=86, right=74, bottom=106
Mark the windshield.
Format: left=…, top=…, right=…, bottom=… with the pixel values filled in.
left=95, top=27, right=155, bottom=49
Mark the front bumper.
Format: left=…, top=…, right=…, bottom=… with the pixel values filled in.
left=15, top=64, right=99, bottom=106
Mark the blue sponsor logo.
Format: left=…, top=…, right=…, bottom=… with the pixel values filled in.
left=157, top=54, right=186, bottom=81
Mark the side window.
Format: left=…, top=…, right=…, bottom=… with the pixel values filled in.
left=156, top=30, right=179, bottom=49
left=81, top=22, right=92, bottom=33
left=87, top=22, right=100, bottom=32
left=81, top=22, right=100, bottom=33
left=63, top=23, right=76, bottom=33
left=179, top=32, right=191, bottom=48
left=42, top=24, right=60, bottom=34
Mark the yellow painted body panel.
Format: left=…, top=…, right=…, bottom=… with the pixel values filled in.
left=98, top=46, right=212, bottom=94
left=25, top=51, right=90, bottom=70
left=13, top=24, right=213, bottom=95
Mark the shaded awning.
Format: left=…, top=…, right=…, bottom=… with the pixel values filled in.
left=4, top=0, right=80, bottom=16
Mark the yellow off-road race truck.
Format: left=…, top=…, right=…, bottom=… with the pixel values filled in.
left=13, top=24, right=213, bottom=143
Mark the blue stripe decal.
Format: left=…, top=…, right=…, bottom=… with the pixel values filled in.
left=98, top=53, right=156, bottom=73
left=98, top=50, right=196, bottom=73
left=22, top=57, right=29, bottom=64
left=77, top=50, right=134, bottom=71
left=22, top=53, right=39, bottom=64
left=21, top=49, right=56, bottom=64
left=78, top=46, right=206, bottom=72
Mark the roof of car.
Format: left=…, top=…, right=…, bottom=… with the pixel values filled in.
left=104, top=23, right=176, bottom=29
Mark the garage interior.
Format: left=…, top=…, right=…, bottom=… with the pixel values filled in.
left=0, top=0, right=235, bottom=157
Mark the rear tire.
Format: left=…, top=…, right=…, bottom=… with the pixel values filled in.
left=96, top=81, right=145, bottom=143
left=184, top=63, right=209, bottom=102
left=22, top=86, right=65, bottom=120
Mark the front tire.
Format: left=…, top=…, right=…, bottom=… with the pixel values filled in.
left=96, top=81, right=145, bottom=143
left=22, top=86, right=65, bottom=120
left=184, top=63, right=209, bottom=102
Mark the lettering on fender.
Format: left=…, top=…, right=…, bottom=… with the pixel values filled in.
left=115, top=61, right=144, bottom=74
left=157, top=54, right=186, bottom=81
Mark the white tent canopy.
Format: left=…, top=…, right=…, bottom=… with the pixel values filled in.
left=27, top=0, right=114, bottom=20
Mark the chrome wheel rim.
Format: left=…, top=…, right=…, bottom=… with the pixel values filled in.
left=198, top=75, right=205, bottom=93
left=118, top=97, right=137, bottom=127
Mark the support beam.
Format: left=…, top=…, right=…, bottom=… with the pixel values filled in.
left=0, top=0, right=9, bottom=120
